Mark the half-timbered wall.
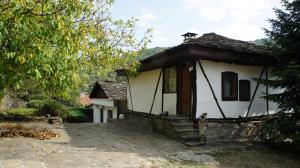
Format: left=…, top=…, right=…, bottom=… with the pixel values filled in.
left=127, top=69, right=162, bottom=115
left=196, top=60, right=279, bottom=118
left=127, top=68, right=178, bottom=115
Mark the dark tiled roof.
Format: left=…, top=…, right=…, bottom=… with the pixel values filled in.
left=98, top=81, right=127, bottom=100
left=116, top=33, right=275, bottom=75
left=189, top=33, right=271, bottom=55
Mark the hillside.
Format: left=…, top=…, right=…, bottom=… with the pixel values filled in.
left=138, top=47, right=168, bottom=60
left=248, top=38, right=270, bottom=46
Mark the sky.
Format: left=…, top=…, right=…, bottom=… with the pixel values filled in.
left=111, top=0, right=282, bottom=48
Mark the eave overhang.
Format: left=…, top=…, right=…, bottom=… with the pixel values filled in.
left=117, top=43, right=278, bottom=76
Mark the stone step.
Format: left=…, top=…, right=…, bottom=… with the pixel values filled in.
left=182, top=141, right=205, bottom=147
left=167, top=116, right=190, bottom=121
left=174, top=128, right=199, bottom=134
left=171, top=122, right=194, bottom=127
left=179, top=134, right=201, bottom=141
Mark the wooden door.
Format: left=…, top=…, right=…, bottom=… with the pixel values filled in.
left=178, top=66, right=191, bottom=116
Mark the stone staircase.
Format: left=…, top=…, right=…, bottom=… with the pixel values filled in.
left=168, top=116, right=204, bottom=147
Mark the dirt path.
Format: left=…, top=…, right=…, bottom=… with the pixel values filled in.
left=1, top=120, right=298, bottom=168
left=0, top=120, right=218, bottom=168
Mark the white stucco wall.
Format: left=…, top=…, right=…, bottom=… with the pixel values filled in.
left=127, top=68, right=177, bottom=115
left=196, top=60, right=279, bottom=118
left=92, top=105, right=101, bottom=123
left=91, top=98, right=118, bottom=123
left=163, top=93, right=177, bottom=115
left=91, top=99, right=114, bottom=107
left=127, top=69, right=163, bottom=115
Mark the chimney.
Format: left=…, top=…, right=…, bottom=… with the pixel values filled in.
left=182, top=32, right=198, bottom=42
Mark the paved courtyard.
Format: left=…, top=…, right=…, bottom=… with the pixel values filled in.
left=0, top=120, right=219, bottom=168
left=1, top=120, right=299, bottom=168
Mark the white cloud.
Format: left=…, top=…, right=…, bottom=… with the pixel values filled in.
left=216, top=23, right=265, bottom=40
left=149, top=28, right=169, bottom=47
left=183, top=0, right=280, bottom=22
left=137, top=9, right=156, bottom=27
left=182, top=0, right=282, bottom=40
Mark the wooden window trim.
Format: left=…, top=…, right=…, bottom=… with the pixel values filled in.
left=222, top=72, right=238, bottom=101
left=239, top=80, right=251, bottom=101
left=163, top=66, right=177, bottom=93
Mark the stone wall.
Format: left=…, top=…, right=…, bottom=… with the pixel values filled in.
left=124, top=111, right=153, bottom=122
left=0, top=95, right=27, bottom=109
left=206, top=121, right=263, bottom=143
left=124, top=111, right=263, bottom=144
left=151, top=115, right=178, bottom=139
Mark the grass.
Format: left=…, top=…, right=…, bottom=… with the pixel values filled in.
left=212, top=147, right=300, bottom=168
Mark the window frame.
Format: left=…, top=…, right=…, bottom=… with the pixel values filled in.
left=239, top=80, right=251, bottom=101
left=221, top=71, right=238, bottom=101
left=163, top=66, right=177, bottom=93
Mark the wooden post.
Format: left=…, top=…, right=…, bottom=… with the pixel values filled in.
left=197, top=60, right=226, bottom=119
left=126, top=75, right=134, bottom=112
left=161, top=67, right=165, bottom=114
left=150, top=69, right=163, bottom=115
left=266, top=66, right=269, bottom=115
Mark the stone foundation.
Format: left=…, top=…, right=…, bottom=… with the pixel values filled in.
left=124, top=111, right=153, bottom=122
left=151, top=115, right=178, bottom=139
left=124, top=111, right=263, bottom=144
left=206, top=121, right=263, bottom=143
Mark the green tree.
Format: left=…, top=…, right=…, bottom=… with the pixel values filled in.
left=0, top=0, right=151, bottom=100
left=264, top=0, right=300, bottom=114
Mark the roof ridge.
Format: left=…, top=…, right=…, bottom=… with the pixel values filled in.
left=188, top=32, right=271, bottom=55
left=198, top=32, right=266, bottom=47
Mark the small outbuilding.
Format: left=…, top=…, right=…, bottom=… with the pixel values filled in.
left=89, top=81, right=127, bottom=123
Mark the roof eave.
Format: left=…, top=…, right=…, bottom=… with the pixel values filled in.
left=138, top=44, right=278, bottom=72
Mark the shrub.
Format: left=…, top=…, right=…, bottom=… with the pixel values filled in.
left=0, top=108, right=38, bottom=120
left=67, top=107, right=93, bottom=122
left=28, top=99, right=47, bottom=109
left=262, top=112, right=300, bottom=152
left=39, top=100, right=64, bottom=117
left=63, top=109, right=87, bottom=123
left=29, top=94, right=46, bottom=101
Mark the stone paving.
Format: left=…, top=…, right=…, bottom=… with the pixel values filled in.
left=0, top=120, right=221, bottom=168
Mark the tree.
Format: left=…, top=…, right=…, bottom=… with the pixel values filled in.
left=264, top=0, right=300, bottom=114
left=0, top=0, right=151, bottom=100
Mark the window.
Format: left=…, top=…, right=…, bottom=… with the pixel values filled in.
left=163, top=67, right=177, bottom=93
left=239, top=80, right=251, bottom=101
left=222, top=72, right=238, bottom=101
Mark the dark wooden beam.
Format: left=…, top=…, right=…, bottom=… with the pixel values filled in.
left=266, top=66, right=269, bottom=115
left=191, top=63, right=197, bottom=120
left=150, top=69, right=163, bottom=115
left=246, top=67, right=266, bottom=117
left=190, top=46, right=273, bottom=67
left=197, top=60, right=226, bottom=119
left=126, top=76, right=134, bottom=112
left=161, top=67, right=165, bottom=114
left=137, top=45, right=277, bottom=73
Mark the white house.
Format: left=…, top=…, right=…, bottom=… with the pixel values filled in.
left=89, top=81, right=127, bottom=123
left=117, top=33, right=280, bottom=120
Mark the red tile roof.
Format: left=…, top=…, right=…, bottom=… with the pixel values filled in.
left=80, top=94, right=92, bottom=106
